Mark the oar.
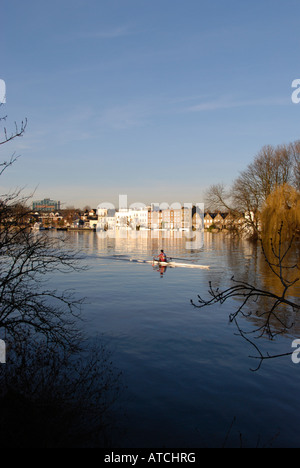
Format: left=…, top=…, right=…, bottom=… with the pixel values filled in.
left=169, top=256, right=196, bottom=262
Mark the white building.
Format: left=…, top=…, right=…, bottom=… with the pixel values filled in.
left=97, top=208, right=108, bottom=218
left=115, top=208, right=148, bottom=229
left=97, top=207, right=116, bottom=230
left=97, top=207, right=148, bottom=231
left=161, top=209, right=182, bottom=229
left=96, top=203, right=201, bottom=232
left=97, top=216, right=116, bottom=231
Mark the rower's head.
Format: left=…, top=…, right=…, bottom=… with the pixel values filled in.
left=161, top=250, right=164, bottom=253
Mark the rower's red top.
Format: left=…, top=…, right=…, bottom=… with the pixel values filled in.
left=158, top=252, right=166, bottom=262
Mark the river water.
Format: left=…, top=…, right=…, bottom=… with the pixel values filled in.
left=52, top=230, right=300, bottom=448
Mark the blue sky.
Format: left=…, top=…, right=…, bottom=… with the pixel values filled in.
left=1, top=0, right=300, bottom=208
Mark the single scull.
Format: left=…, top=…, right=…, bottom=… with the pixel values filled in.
left=143, top=260, right=209, bottom=269
left=102, top=256, right=210, bottom=269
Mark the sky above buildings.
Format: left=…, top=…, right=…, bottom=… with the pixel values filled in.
left=1, top=0, right=300, bottom=208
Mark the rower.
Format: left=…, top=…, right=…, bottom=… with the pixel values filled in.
left=156, top=250, right=167, bottom=262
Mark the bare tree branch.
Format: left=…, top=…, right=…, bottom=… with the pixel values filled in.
left=191, top=224, right=300, bottom=371
left=0, top=118, right=27, bottom=146
left=0, top=153, right=20, bottom=177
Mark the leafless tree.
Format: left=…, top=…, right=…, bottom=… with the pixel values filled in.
left=205, top=140, right=300, bottom=238
left=0, top=119, right=27, bottom=146
left=0, top=101, right=27, bottom=144
left=236, top=144, right=294, bottom=206
left=191, top=224, right=300, bottom=370
left=0, top=215, right=86, bottom=348
left=205, top=183, right=232, bottom=212
left=0, top=111, right=85, bottom=348
left=0, top=111, right=123, bottom=447
left=60, top=206, right=78, bottom=226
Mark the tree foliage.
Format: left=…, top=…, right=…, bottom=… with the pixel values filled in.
left=260, top=184, right=300, bottom=246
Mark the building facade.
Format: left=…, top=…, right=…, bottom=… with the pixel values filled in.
left=96, top=204, right=205, bottom=231
left=32, top=198, right=61, bottom=212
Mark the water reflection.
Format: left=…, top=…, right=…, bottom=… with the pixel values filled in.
left=198, top=233, right=300, bottom=341
left=48, top=229, right=300, bottom=447
left=61, top=229, right=299, bottom=339
left=152, top=264, right=167, bottom=278
left=63, top=229, right=205, bottom=261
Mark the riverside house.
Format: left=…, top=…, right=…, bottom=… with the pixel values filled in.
left=204, top=212, right=229, bottom=230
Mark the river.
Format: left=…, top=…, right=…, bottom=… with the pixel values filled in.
left=50, top=229, right=300, bottom=448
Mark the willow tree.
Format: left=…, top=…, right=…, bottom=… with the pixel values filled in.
left=289, top=140, right=300, bottom=190
left=195, top=185, right=300, bottom=369
left=260, top=184, right=300, bottom=245
left=191, top=223, right=300, bottom=371
left=200, top=143, right=300, bottom=369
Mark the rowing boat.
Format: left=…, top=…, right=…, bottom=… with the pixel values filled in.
left=103, top=256, right=209, bottom=269
left=146, top=260, right=209, bottom=269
